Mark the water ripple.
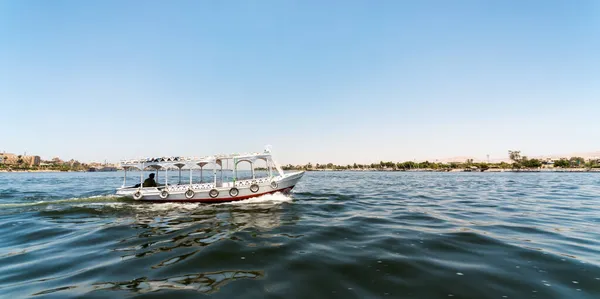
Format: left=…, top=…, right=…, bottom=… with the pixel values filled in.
left=0, top=171, right=599, bottom=298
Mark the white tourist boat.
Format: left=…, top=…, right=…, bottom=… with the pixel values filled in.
left=116, top=147, right=304, bottom=203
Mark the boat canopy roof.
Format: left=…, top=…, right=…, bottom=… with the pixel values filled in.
left=120, top=151, right=275, bottom=170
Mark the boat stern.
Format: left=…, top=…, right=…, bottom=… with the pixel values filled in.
left=116, top=187, right=137, bottom=197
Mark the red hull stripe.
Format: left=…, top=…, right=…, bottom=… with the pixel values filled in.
left=139, top=186, right=295, bottom=203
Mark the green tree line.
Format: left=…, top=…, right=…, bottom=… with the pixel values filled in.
left=278, top=151, right=599, bottom=171
left=0, top=156, right=89, bottom=171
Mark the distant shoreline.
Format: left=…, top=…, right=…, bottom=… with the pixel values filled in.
left=305, top=168, right=600, bottom=173
left=0, top=169, right=85, bottom=173
left=1, top=168, right=599, bottom=173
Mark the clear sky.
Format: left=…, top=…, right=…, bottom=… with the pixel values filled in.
left=1, top=1, right=599, bottom=165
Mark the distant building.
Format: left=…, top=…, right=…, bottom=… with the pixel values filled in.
left=542, top=160, right=554, bottom=168
left=29, top=156, right=41, bottom=166
left=1, top=153, right=41, bottom=166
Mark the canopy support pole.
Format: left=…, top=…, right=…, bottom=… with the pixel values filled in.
left=122, top=168, right=127, bottom=188
left=268, top=160, right=272, bottom=178
left=140, top=163, right=144, bottom=186
left=233, top=158, right=237, bottom=185
left=251, top=162, right=255, bottom=179
left=213, top=163, right=217, bottom=186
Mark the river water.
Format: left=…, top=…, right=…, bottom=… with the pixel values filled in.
left=0, top=171, right=599, bottom=298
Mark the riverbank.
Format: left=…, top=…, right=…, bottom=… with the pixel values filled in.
left=0, top=169, right=87, bottom=173
left=307, top=168, right=600, bottom=172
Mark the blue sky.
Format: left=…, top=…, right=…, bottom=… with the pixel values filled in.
left=1, top=1, right=599, bottom=164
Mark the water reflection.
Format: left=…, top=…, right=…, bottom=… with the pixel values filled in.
left=224, top=206, right=286, bottom=230
left=114, top=198, right=299, bottom=268
left=92, top=270, right=263, bottom=294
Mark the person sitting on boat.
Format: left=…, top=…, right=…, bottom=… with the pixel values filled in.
left=143, top=173, right=157, bottom=187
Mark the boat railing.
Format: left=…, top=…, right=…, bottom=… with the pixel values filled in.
left=127, top=176, right=277, bottom=192
left=235, top=177, right=270, bottom=186
left=166, top=183, right=214, bottom=192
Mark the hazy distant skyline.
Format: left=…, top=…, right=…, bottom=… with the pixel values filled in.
left=1, top=1, right=599, bottom=165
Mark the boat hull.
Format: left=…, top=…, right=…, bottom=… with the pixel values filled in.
left=116, top=171, right=304, bottom=203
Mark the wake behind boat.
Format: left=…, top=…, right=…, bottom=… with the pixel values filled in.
left=116, top=147, right=304, bottom=203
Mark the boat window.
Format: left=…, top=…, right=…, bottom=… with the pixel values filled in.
left=235, top=160, right=254, bottom=181
left=253, top=159, right=271, bottom=178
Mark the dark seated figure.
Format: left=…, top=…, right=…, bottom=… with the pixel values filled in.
left=143, top=173, right=157, bottom=187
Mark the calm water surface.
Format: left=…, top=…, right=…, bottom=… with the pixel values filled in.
left=1, top=171, right=599, bottom=298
